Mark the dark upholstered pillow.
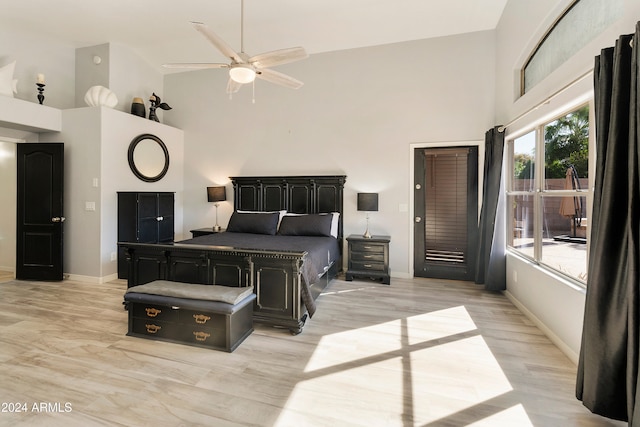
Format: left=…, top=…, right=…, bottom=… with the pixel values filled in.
left=226, top=212, right=279, bottom=235
left=278, top=214, right=333, bottom=237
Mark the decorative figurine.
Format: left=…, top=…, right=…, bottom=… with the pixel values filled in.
left=36, top=73, right=45, bottom=105
left=148, top=93, right=171, bottom=122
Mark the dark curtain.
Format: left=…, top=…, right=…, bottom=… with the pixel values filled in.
left=576, top=23, right=639, bottom=423
left=475, top=126, right=506, bottom=291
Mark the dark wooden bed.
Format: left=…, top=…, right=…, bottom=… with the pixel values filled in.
left=119, top=175, right=346, bottom=334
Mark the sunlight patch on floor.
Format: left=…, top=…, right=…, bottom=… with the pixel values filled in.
left=277, top=357, right=405, bottom=426
left=277, top=306, right=524, bottom=426
left=405, top=305, right=478, bottom=345
left=411, top=335, right=514, bottom=424
left=304, top=306, right=478, bottom=372
left=467, top=404, right=533, bottom=426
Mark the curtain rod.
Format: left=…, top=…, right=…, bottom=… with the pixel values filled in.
left=498, top=68, right=593, bottom=133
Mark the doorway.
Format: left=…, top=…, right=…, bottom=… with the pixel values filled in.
left=414, top=146, right=478, bottom=280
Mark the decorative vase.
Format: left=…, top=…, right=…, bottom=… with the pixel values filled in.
left=130, top=97, right=145, bottom=117
left=84, top=85, right=118, bottom=108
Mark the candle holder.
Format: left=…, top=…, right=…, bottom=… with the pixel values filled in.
left=36, top=83, right=45, bottom=105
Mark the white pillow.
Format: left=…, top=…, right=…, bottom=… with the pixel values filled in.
left=0, top=61, right=17, bottom=98
left=329, top=212, right=340, bottom=238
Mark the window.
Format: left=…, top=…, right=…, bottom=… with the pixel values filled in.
left=522, top=0, right=622, bottom=94
left=507, top=105, right=591, bottom=283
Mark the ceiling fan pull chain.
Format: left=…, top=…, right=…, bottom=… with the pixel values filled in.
left=252, top=79, right=256, bottom=104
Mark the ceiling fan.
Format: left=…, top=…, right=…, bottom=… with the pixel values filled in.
left=163, top=0, right=308, bottom=95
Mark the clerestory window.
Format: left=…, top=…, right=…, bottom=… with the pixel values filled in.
left=522, top=0, right=622, bottom=94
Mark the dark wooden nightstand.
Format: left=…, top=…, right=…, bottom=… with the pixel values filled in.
left=345, top=234, right=390, bottom=285
left=190, top=228, right=225, bottom=238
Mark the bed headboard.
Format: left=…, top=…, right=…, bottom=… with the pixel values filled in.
left=230, top=175, right=347, bottom=245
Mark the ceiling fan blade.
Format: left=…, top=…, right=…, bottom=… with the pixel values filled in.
left=191, top=21, right=243, bottom=64
left=226, top=78, right=243, bottom=94
left=256, top=68, right=304, bottom=89
left=249, top=47, right=308, bottom=68
left=163, top=63, right=229, bottom=69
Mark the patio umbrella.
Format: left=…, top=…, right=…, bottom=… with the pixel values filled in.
left=559, top=165, right=582, bottom=236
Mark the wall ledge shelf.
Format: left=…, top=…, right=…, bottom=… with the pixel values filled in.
left=0, top=96, right=62, bottom=133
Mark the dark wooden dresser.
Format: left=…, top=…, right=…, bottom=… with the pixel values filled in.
left=345, top=234, right=390, bottom=284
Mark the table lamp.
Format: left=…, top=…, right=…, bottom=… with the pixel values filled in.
left=357, top=192, right=378, bottom=238
left=207, top=186, right=227, bottom=231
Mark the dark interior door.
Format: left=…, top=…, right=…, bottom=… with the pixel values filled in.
left=414, top=146, right=478, bottom=280
left=16, top=143, right=64, bottom=281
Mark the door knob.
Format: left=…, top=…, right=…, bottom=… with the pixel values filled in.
left=415, top=216, right=422, bottom=223
left=51, top=217, right=66, bottom=223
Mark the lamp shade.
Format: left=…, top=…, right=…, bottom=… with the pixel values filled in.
left=207, top=186, right=226, bottom=203
left=357, top=193, right=378, bottom=211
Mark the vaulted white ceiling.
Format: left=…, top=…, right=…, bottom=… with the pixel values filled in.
left=2, top=0, right=508, bottom=71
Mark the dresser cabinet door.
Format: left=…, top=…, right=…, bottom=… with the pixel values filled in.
left=157, top=193, right=175, bottom=242
left=118, top=191, right=175, bottom=278
left=137, top=193, right=161, bottom=243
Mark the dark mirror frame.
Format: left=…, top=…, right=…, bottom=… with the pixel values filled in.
left=127, top=133, right=170, bottom=183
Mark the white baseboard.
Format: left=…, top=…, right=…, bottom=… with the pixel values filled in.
left=504, top=290, right=579, bottom=365
left=64, top=272, right=120, bottom=284
left=391, top=271, right=412, bottom=279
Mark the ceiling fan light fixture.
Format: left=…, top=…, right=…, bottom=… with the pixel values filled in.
left=229, top=66, right=256, bottom=84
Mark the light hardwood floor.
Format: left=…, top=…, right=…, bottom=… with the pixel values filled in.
left=0, top=273, right=623, bottom=426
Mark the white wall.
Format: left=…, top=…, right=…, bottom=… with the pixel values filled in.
left=0, top=141, right=16, bottom=272
left=99, top=107, right=185, bottom=280
left=495, top=0, right=640, bottom=362
left=0, top=24, right=75, bottom=109
left=75, top=43, right=165, bottom=116
left=40, top=107, right=184, bottom=282
left=74, top=44, right=110, bottom=108
left=163, top=31, right=497, bottom=275
left=108, top=43, right=165, bottom=119
left=0, top=28, right=182, bottom=282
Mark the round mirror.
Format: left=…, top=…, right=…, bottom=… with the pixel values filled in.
left=127, top=134, right=169, bottom=182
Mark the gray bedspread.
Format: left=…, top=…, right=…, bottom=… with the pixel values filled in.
left=176, top=232, right=341, bottom=316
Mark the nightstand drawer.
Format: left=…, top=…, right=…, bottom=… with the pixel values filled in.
left=350, top=241, right=386, bottom=253
left=350, top=260, right=385, bottom=272
left=350, top=251, right=385, bottom=262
